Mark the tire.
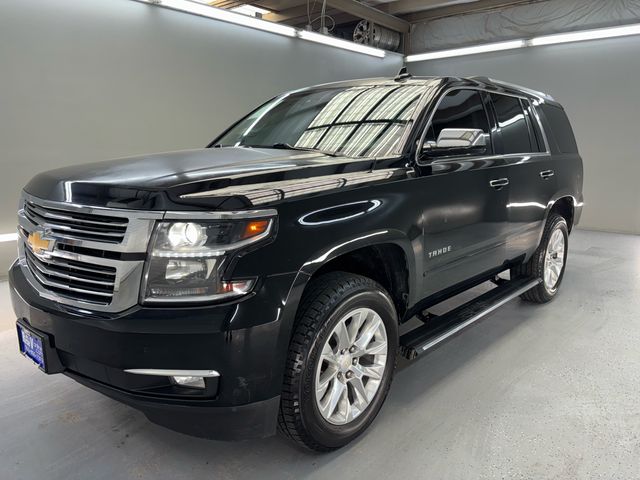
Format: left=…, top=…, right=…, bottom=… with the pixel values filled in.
left=512, top=213, right=569, bottom=303
left=278, top=272, right=398, bottom=451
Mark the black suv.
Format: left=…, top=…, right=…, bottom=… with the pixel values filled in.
left=11, top=74, right=583, bottom=451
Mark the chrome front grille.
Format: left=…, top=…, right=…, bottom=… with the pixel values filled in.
left=25, top=248, right=116, bottom=305
left=24, top=201, right=128, bottom=243
left=17, top=193, right=163, bottom=313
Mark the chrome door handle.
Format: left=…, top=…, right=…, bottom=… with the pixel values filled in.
left=489, top=178, right=509, bottom=189
left=540, top=170, right=555, bottom=179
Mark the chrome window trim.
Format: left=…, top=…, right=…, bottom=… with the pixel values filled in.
left=415, top=86, right=552, bottom=166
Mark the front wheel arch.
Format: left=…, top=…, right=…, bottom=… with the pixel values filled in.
left=296, top=229, right=417, bottom=316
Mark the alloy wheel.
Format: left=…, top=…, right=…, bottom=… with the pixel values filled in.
left=544, top=228, right=565, bottom=291
left=314, top=307, right=388, bottom=425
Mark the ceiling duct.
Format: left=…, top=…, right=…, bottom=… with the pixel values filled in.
left=353, top=20, right=401, bottom=51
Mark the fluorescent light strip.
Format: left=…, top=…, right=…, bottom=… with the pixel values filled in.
left=298, top=30, right=386, bottom=58
left=406, top=40, right=525, bottom=62
left=530, top=23, right=640, bottom=46
left=138, top=1, right=386, bottom=57
left=140, top=0, right=296, bottom=37
left=407, top=23, right=640, bottom=62
left=0, top=233, right=18, bottom=242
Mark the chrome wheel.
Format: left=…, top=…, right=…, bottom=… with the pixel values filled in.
left=544, top=228, right=565, bottom=291
left=314, top=307, right=388, bottom=426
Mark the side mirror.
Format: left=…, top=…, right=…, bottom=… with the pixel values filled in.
left=422, top=128, right=487, bottom=158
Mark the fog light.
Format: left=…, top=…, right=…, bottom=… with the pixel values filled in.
left=171, top=375, right=206, bottom=389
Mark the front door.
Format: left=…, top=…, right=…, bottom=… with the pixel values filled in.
left=414, top=89, right=511, bottom=298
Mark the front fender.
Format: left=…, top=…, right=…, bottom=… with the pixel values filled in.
left=298, top=228, right=415, bottom=277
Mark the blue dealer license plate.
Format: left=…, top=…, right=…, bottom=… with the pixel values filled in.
left=17, top=324, right=46, bottom=371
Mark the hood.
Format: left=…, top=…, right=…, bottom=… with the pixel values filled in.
left=24, top=147, right=380, bottom=210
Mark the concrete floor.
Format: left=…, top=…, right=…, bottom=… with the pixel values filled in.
left=0, top=230, right=639, bottom=479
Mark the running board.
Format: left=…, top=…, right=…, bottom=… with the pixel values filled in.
left=400, top=277, right=541, bottom=360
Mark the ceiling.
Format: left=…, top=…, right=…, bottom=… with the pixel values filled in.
left=210, top=1, right=536, bottom=31
left=206, top=0, right=540, bottom=54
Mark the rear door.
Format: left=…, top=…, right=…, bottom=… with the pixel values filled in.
left=415, top=89, right=511, bottom=297
left=489, top=93, right=557, bottom=261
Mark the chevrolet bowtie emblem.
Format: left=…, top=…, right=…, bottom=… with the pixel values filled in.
left=27, top=231, right=55, bottom=255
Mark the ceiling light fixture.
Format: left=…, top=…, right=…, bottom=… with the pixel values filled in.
left=406, top=39, right=525, bottom=62
left=138, top=0, right=296, bottom=37
left=298, top=30, right=386, bottom=58
left=529, top=23, right=640, bottom=46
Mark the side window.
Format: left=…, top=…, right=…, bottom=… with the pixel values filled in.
left=540, top=104, right=578, bottom=154
left=424, top=89, right=492, bottom=155
left=491, top=94, right=532, bottom=154
left=521, top=99, right=545, bottom=152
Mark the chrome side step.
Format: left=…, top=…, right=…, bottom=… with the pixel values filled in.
left=400, top=277, right=541, bottom=360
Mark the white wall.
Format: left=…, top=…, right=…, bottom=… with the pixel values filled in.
left=0, top=0, right=402, bottom=271
left=410, top=36, right=640, bottom=235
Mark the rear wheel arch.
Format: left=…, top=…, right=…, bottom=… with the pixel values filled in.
left=548, top=196, right=575, bottom=232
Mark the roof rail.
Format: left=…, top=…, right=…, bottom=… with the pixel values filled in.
left=470, top=76, right=555, bottom=102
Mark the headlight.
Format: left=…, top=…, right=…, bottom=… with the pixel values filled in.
left=141, top=217, right=274, bottom=303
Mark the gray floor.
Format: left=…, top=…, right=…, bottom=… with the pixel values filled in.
left=1, top=230, right=639, bottom=480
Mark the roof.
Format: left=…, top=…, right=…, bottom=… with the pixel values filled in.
left=469, top=76, right=555, bottom=102
left=289, top=74, right=557, bottom=104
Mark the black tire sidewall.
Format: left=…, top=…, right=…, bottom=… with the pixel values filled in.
left=299, top=288, right=398, bottom=449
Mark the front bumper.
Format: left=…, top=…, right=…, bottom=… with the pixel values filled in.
left=10, top=262, right=299, bottom=440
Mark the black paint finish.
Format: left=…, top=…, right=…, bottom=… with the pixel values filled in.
left=11, top=76, right=583, bottom=440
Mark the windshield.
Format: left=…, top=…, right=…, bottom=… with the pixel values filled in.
left=213, top=84, right=428, bottom=158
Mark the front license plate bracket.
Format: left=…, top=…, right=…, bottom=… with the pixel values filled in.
left=16, top=319, right=64, bottom=374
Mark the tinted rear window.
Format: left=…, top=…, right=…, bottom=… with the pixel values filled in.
left=540, top=104, right=578, bottom=154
